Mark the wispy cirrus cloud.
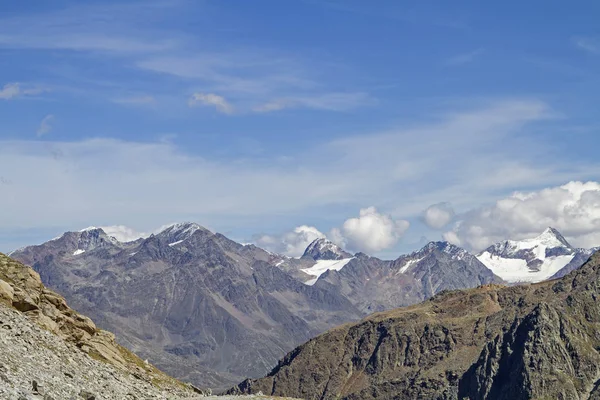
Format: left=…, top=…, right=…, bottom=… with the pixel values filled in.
left=253, top=92, right=374, bottom=113
left=112, top=95, right=156, bottom=106
left=0, top=82, right=47, bottom=100
left=0, top=2, right=374, bottom=114
left=0, top=1, right=181, bottom=54
left=573, top=36, right=599, bottom=54
left=1, top=99, right=596, bottom=254
left=36, top=115, right=55, bottom=137
left=188, top=93, right=234, bottom=114
left=445, top=48, right=485, bottom=66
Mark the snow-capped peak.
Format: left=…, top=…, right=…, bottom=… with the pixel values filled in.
left=79, top=226, right=99, bottom=232
left=302, top=238, right=351, bottom=261
left=477, top=227, right=578, bottom=283
left=156, top=222, right=206, bottom=246
left=530, top=227, right=572, bottom=249
left=75, top=227, right=120, bottom=252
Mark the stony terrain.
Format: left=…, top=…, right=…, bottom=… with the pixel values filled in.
left=231, top=251, right=600, bottom=399
left=0, top=251, right=204, bottom=398
left=0, top=303, right=201, bottom=399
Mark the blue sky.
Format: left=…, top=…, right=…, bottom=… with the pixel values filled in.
left=1, top=0, right=600, bottom=257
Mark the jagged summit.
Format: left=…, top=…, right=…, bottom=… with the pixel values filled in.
left=532, top=226, right=572, bottom=248
left=302, top=238, right=352, bottom=261
left=477, top=227, right=583, bottom=283
left=155, top=222, right=209, bottom=246
left=420, top=241, right=471, bottom=260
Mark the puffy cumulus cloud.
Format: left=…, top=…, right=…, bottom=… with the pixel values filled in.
left=188, top=92, right=234, bottom=114
left=332, top=207, right=410, bottom=253
left=422, top=202, right=455, bottom=229
left=255, top=225, right=325, bottom=257
left=442, top=230, right=461, bottom=246
left=100, top=225, right=148, bottom=242
left=444, top=181, right=600, bottom=251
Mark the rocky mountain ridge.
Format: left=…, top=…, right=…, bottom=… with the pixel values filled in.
left=231, top=250, right=600, bottom=399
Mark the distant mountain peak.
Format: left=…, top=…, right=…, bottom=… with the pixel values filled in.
left=533, top=227, right=571, bottom=248
left=477, top=227, right=582, bottom=283
left=155, top=222, right=208, bottom=246
left=302, top=238, right=352, bottom=261
left=420, top=241, right=471, bottom=260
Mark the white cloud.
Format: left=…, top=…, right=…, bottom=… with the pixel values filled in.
left=253, top=92, right=374, bottom=113
left=112, top=95, right=156, bottom=106
left=255, top=225, right=325, bottom=257
left=445, top=48, right=485, bottom=66
left=188, top=93, right=234, bottom=114
left=444, top=181, right=600, bottom=251
left=100, top=225, right=147, bottom=242
left=422, top=202, right=455, bottom=229
left=256, top=207, right=409, bottom=256
left=0, top=82, right=48, bottom=100
left=1, top=100, right=599, bottom=253
left=0, top=83, right=21, bottom=100
left=442, top=230, right=461, bottom=246
left=573, top=36, right=599, bottom=54
left=0, top=2, right=179, bottom=54
left=332, top=207, right=410, bottom=253
left=36, top=115, right=54, bottom=137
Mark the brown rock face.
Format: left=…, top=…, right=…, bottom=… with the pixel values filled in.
left=230, top=252, right=600, bottom=400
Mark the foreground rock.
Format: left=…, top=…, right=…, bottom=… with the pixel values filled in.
left=0, top=252, right=204, bottom=398
left=231, top=251, right=600, bottom=399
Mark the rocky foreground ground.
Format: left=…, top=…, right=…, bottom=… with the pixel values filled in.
left=0, top=304, right=299, bottom=399
left=0, top=252, right=299, bottom=400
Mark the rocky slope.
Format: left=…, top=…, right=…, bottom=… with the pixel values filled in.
left=477, top=227, right=596, bottom=283
left=9, top=224, right=363, bottom=389
left=230, top=250, right=600, bottom=400
left=0, top=252, right=205, bottom=399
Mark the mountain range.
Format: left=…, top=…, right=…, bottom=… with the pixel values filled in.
left=229, top=250, right=600, bottom=399
left=8, top=224, right=597, bottom=390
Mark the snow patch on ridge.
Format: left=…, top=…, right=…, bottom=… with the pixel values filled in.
left=398, top=257, right=423, bottom=274
left=301, top=258, right=354, bottom=285
left=73, top=249, right=85, bottom=256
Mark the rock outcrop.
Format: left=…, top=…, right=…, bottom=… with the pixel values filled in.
left=0, top=252, right=199, bottom=398
left=231, top=251, right=600, bottom=400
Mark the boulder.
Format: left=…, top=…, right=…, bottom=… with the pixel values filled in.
left=0, top=279, right=14, bottom=305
